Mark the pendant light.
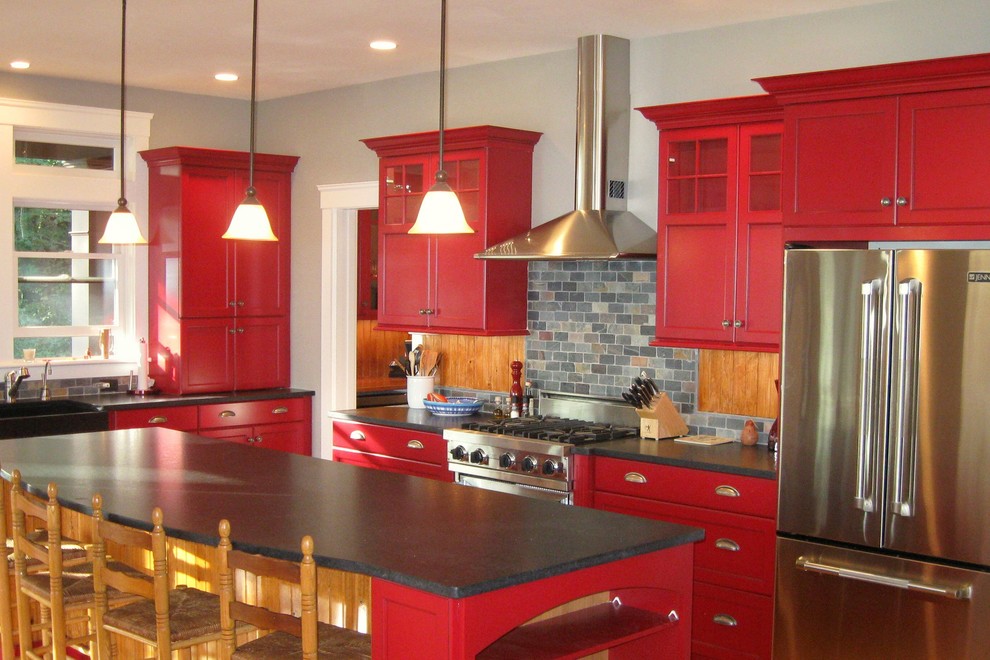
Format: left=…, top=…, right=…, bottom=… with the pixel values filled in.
left=99, top=0, right=147, bottom=245
left=408, top=0, right=473, bottom=234
left=223, top=0, right=278, bottom=241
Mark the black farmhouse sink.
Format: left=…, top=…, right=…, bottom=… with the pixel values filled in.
left=0, top=399, right=109, bottom=439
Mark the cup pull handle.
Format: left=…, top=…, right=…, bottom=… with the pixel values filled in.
left=349, top=431, right=366, bottom=441
left=715, top=538, right=741, bottom=552
left=407, top=440, right=425, bottom=450
left=715, top=485, right=740, bottom=498
left=148, top=416, right=168, bottom=424
left=713, top=614, right=738, bottom=627
left=219, top=410, right=236, bottom=418
left=623, top=472, right=647, bottom=484
left=272, top=406, right=289, bottom=415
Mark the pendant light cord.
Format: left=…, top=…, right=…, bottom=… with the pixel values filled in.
left=436, top=0, right=447, bottom=182
left=118, top=0, right=127, bottom=205
left=248, top=0, right=259, bottom=192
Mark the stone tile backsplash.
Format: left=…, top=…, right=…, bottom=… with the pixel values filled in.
left=446, top=260, right=773, bottom=443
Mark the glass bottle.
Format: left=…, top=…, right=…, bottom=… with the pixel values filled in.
left=521, top=380, right=532, bottom=416
left=493, top=396, right=505, bottom=419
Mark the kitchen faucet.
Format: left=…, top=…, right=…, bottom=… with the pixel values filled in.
left=40, top=360, right=53, bottom=401
left=4, top=367, right=30, bottom=403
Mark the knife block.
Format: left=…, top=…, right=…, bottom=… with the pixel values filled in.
left=636, top=392, right=689, bottom=440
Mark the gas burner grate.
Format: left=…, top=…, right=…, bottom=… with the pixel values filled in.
left=460, top=416, right=638, bottom=444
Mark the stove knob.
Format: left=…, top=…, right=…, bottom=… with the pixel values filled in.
left=450, top=445, right=468, bottom=461
left=469, top=448, right=488, bottom=465
left=522, top=456, right=538, bottom=473
left=542, top=459, right=560, bottom=476
left=498, top=452, right=515, bottom=469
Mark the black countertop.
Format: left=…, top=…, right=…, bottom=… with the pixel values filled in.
left=0, top=429, right=701, bottom=599
left=329, top=406, right=778, bottom=480
left=72, top=388, right=314, bottom=411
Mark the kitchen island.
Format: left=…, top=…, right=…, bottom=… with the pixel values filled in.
left=0, top=428, right=701, bottom=658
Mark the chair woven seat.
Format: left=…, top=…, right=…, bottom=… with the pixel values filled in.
left=231, top=623, right=371, bottom=659
left=5, top=530, right=88, bottom=569
left=18, top=561, right=146, bottom=605
left=103, top=586, right=222, bottom=644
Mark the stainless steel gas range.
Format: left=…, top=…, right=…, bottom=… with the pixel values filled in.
left=443, top=391, right=641, bottom=504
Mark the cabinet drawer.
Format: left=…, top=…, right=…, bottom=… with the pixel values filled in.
left=110, top=406, right=199, bottom=431
left=594, top=457, right=777, bottom=519
left=199, top=398, right=308, bottom=429
left=692, top=582, right=773, bottom=659
left=332, top=421, right=447, bottom=467
left=596, top=492, right=776, bottom=595
left=333, top=448, right=452, bottom=481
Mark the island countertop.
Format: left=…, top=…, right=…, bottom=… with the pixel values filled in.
left=0, top=428, right=701, bottom=599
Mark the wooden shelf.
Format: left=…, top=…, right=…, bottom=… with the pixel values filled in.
left=477, top=601, right=676, bottom=660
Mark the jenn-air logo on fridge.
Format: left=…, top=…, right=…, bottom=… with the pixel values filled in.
left=968, top=272, right=990, bottom=282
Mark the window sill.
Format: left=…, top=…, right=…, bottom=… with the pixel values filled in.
left=0, top=358, right=137, bottom=383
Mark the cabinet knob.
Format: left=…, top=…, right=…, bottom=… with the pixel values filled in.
left=425, top=308, right=435, bottom=315
left=237, top=300, right=245, bottom=307
left=715, top=537, right=741, bottom=552
left=349, top=430, right=366, bottom=441
left=148, top=416, right=168, bottom=424
left=733, top=319, right=743, bottom=328
left=713, top=614, right=738, bottom=627
left=406, top=440, right=425, bottom=450
left=228, top=328, right=236, bottom=334
left=715, top=484, right=740, bottom=498
left=419, top=309, right=427, bottom=315
left=254, top=435, right=263, bottom=445
left=623, top=472, right=647, bottom=484
left=896, top=196, right=908, bottom=207
left=236, top=327, right=244, bottom=333
left=229, top=301, right=237, bottom=307
left=880, top=197, right=893, bottom=207
left=721, top=319, right=731, bottom=328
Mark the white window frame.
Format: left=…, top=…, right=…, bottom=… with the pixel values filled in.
left=0, top=97, right=152, bottom=379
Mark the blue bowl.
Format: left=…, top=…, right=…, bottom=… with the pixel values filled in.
left=422, top=397, right=483, bottom=416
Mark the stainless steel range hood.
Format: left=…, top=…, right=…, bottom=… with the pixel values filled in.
left=476, top=35, right=656, bottom=260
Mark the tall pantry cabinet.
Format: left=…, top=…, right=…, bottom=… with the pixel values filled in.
left=141, top=147, right=299, bottom=394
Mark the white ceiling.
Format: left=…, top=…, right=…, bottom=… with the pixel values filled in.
left=3, top=0, right=891, bottom=101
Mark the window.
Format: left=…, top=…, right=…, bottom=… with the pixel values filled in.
left=14, top=206, right=118, bottom=358
left=1, top=98, right=152, bottom=372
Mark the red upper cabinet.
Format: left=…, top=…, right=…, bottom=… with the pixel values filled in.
left=756, top=52, right=990, bottom=242
left=141, top=147, right=298, bottom=394
left=640, top=96, right=783, bottom=352
left=362, top=126, right=542, bottom=336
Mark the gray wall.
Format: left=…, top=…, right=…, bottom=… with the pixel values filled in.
left=4, top=0, right=990, bottom=424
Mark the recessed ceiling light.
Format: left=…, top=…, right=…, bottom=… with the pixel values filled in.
left=10, top=60, right=30, bottom=70
left=215, top=72, right=239, bottom=82
left=370, top=40, right=397, bottom=51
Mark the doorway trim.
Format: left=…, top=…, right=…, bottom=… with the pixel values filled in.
left=318, top=180, right=377, bottom=459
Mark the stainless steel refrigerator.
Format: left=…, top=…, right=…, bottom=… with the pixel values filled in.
left=775, top=248, right=990, bottom=659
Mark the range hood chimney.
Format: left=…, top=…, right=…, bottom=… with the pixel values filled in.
left=476, top=35, right=656, bottom=260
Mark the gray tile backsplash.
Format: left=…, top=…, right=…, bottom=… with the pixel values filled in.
left=446, top=260, right=773, bottom=443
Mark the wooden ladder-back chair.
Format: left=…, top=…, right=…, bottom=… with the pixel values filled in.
left=10, top=471, right=97, bottom=660
left=217, top=519, right=371, bottom=659
left=90, top=495, right=225, bottom=659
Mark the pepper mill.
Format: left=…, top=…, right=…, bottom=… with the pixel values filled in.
left=509, top=360, right=523, bottom=418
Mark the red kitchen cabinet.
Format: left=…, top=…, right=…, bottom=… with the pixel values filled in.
left=640, top=97, right=783, bottom=351
left=584, top=455, right=777, bottom=659
left=756, top=52, right=990, bottom=243
left=362, top=126, right=541, bottom=336
left=141, top=147, right=298, bottom=393
left=331, top=420, right=452, bottom=482
left=198, top=397, right=312, bottom=455
left=109, top=405, right=199, bottom=432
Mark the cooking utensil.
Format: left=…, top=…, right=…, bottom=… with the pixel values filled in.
left=428, top=353, right=442, bottom=377
left=622, top=392, right=641, bottom=408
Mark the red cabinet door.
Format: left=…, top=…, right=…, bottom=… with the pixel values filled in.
left=897, top=87, right=990, bottom=226
left=233, top=167, right=291, bottom=317
left=784, top=96, right=897, bottom=228
left=734, top=125, right=783, bottom=347
left=180, top=318, right=235, bottom=393
left=179, top=166, right=236, bottom=318
left=656, top=126, right=736, bottom=344
left=233, top=316, right=290, bottom=391
left=378, top=232, right=431, bottom=327
left=253, top=421, right=309, bottom=455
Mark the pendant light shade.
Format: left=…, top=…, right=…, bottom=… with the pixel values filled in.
left=99, top=0, right=147, bottom=245
left=224, top=0, right=278, bottom=241
left=408, top=0, right=473, bottom=235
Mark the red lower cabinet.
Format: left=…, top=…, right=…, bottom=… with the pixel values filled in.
left=331, top=420, right=452, bottom=482
left=585, top=456, right=777, bottom=659
left=109, top=405, right=199, bottom=432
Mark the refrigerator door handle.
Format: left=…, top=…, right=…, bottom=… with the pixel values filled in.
left=891, top=278, right=922, bottom=518
left=855, top=279, right=883, bottom=513
left=795, top=556, right=972, bottom=600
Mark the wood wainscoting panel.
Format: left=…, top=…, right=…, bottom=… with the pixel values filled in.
left=698, top=349, right=779, bottom=418
left=422, top=334, right=527, bottom=392
left=357, top=320, right=408, bottom=381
